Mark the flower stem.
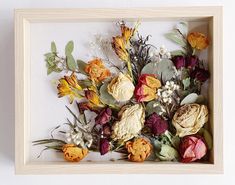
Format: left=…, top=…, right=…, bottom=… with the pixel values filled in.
left=127, top=59, right=134, bottom=81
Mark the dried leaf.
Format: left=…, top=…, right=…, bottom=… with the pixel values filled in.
left=66, top=54, right=77, bottom=71
left=180, top=93, right=198, bottom=105
left=175, top=22, right=188, bottom=37
left=141, top=59, right=176, bottom=82
left=182, top=77, right=191, bottom=90
left=51, top=41, right=57, bottom=53
left=165, top=30, right=187, bottom=47
left=99, top=82, right=116, bottom=106
left=65, top=40, right=74, bottom=55
left=77, top=60, right=87, bottom=75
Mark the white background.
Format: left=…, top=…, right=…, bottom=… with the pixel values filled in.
left=0, top=0, right=233, bottom=184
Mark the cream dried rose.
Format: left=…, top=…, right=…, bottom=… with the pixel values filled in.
left=111, top=104, right=145, bottom=142
left=172, top=103, right=208, bottom=137
left=107, top=73, right=135, bottom=102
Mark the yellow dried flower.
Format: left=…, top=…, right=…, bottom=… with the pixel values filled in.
left=112, top=36, right=130, bottom=62
left=62, top=144, right=88, bottom=162
left=85, top=89, right=103, bottom=107
left=125, top=138, right=152, bottom=162
left=57, top=73, right=82, bottom=103
left=187, top=32, right=209, bottom=50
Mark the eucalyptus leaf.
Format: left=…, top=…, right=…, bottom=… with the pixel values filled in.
left=180, top=93, right=198, bottom=105
left=165, top=30, right=187, bottom=47
left=66, top=54, right=77, bottom=71
left=141, top=59, right=176, bottom=82
left=51, top=41, right=57, bottom=53
left=146, top=101, right=164, bottom=116
left=175, top=22, right=188, bottom=37
left=77, top=60, right=87, bottom=75
left=182, top=77, right=191, bottom=90
left=156, top=144, right=179, bottom=161
left=65, top=40, right=74, bottom=56
left=99, top=82, right=116, bottom=106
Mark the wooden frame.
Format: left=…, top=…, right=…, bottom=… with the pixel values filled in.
left=15, top=7, right=223, bottom=174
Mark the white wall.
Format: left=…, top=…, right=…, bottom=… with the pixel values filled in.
left=0, top=0, right=233, bottom=184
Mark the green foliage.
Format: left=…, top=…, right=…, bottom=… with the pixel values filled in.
left=77, top=60, right=87, bottom=75
left=99, top=82, right=117, bottom=106
left=65, top=40, right=74, bottom=55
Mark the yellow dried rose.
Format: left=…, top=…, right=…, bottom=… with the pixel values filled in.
left=57, top=73, right=82, bottom=103
left=125, top=138, right=152, bottom=162
left=187, top=32, right=209, bottom=50
left=111, top=104, right=145, bottom=142
left=62, top=144, right=88, bottom=162
left=172, top=103, right=209, bottom=137
left=107, top=73, right=135, bottom=102
left=84, top=58, right=111, bottom=83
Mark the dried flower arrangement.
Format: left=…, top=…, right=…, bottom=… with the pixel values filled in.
left=33, top=21, right=212, bottom=163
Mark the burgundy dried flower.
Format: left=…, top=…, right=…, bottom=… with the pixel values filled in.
left=172, top=56, right=185, bottom=69
left=186, top=55, right=198, bottom=68
left=100, top=138, right=110, bottom=155
left=102, top=124, right=112, bottom=137
left=145, top=113, right=168, bottom=135
left=179, top=135, right=207, bottom=163
left=190, top=67, right=209, bottom=82
left=95, top=108, right=112, bottom=125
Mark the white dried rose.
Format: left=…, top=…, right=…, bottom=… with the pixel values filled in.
left=172, top=103, right=209, bottom=137
left=111, top=104, right=145, bottom=142
left=107, top=73, right=135, bottom=102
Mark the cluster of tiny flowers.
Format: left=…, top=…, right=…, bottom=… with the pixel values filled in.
left=157, top=81, right=179, bottom=104
left=65, top=128, right=93, bottom=148
left=149, top=45, right=171, bottom=61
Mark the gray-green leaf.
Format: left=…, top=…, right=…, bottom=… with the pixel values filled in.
left=77, top=60, right=87, bottom=75
left=165, top=30, right=187, bottom=47
left=65, top=41, right=74, bottom=56
left=180, top=93, right=198, bottom=105
left=175, top=22, right=188, bottom=37
left=99, top=82, right=117, bottom=106
left=66, top=54, right=77, bottom=71
left=51, top=41, right=57, bottom=53
left=170, top=50, right=186, bottom=57
left=141, top=59, right=176, bottom=82
left=182, top=77, right=191, bottom=90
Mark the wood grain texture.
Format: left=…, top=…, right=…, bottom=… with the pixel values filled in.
left=15, top=7, right=223, bottom=174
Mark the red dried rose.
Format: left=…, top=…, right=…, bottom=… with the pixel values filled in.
left=172, top=56, right=186, bottom=69
left=95, top=108, right=112, bottom=125
left=179, top=135, right=207, bottom=163
left=145, top=113, right=168, bottom=135
left=190, top=67, right=209, bottom=82
left=100, top=138, right=110, bottom=155
left=186, top=55, right=198, bottom=68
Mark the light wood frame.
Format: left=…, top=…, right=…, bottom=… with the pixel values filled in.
left=15, top=7, right=223, bottom=174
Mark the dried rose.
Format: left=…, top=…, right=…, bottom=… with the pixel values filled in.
left=107, top=73, right=135, bottom=102
left=134, top=74, right=161, bottom=102
left=172, top=103, right=209, bottom=137
left=172, top=56, right=185, bottom=69
left=111, top=104, right=145, bottom=142
left=85, top=89, right=103, bottom=107
left=125, top=138, right=152, bottom=162
left=190, top=67, right=209, bottom=82
left=179, top=135, right=207, bottom=163
left=95, top=108, right=112, bottom=125
left=145, top=113, right=168, bottom=135
left=100, top=138, right=110, bottom=155
left=62, top=144, right=88, bottom=162
left=84, top=58, right=111, bottom=83
left=187, top=32, right=209, bottom=50
left=186, top=55, right=198, bottom=68
left=102, top=124, right=112, bottom=137
left=57, top=73, right=83, bottom=103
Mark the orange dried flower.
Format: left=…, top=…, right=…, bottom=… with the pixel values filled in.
left=84, top=58, right=111, bottom=83
left=112, top=36, right=130, bottom=62
left=62, top=144, right=88, bottom=162
left=57, top=73, right=82, bottom=103
left=187, top=32, right=209, bottom=50
left=125, top=138, right=152, bottom=162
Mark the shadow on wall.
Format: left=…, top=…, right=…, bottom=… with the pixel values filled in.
left=0, top=15, right=15, bottom=162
